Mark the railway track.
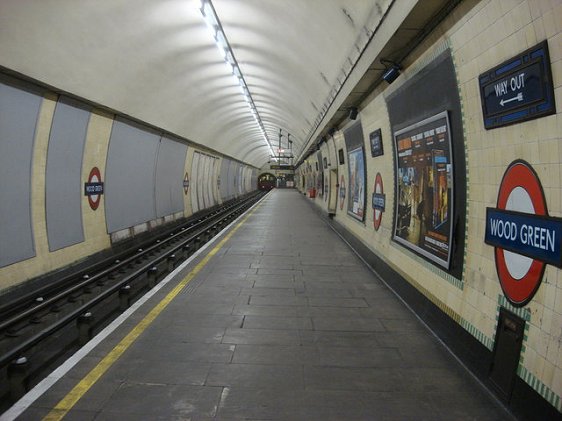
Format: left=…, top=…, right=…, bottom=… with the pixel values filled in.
left=0, top=192, right=264, bottom=411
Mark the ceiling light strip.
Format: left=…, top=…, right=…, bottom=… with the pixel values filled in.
left=199, top=0, right=276, bottom=159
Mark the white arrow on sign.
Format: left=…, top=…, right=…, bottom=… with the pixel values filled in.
left=500, top=92, right=523, bottom=106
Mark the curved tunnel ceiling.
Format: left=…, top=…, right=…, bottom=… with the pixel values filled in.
left=0, top=0, right=393, bottom=167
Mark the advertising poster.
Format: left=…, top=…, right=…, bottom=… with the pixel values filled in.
left=316, top=151, right=324, bottom=197
left=347, top=146, right=366, bottom=221
left=393, top=111, right=453, bottom=269
left=369, top=128, right=384, bottom=157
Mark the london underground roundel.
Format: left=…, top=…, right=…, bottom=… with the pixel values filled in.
left=485, top=160, right=562, bottom=307
left=372, top=173, right=385, bottom=231
left=84, top=167, right=104, bottom=211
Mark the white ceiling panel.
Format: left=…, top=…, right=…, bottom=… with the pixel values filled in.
left=0, top=0, right=408, bottom=167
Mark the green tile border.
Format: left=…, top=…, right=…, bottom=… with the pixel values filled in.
left=496, top=295, right=531, bottom=321
left=389, top=242, right=464, bottom=290
left=409, top=38, right=451, bottom=75
left=449, top=41, right=471, bottom=292
left=370, top=241, right=561, bottom=413
left=518, top=366, right=561, bottom=412
left=460, top=318, right=494, bottom=350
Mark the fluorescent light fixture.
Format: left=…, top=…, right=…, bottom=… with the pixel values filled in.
left=216, top=43, right=227, bottom=59
left=205, top=21, right=218, bottom=38
left=199, top=0, right=274, bottom=156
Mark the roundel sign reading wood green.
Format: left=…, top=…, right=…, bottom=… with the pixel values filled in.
left=84, top=167, right=104, bottom=211
left=485, top=160, right=562, bottom=306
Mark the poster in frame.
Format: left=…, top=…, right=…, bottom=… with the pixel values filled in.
left=347, top=146, right=366, bottom=221
left=369, top=128, right=384, bottom=157
left=392, top=111, right=454, bottom=269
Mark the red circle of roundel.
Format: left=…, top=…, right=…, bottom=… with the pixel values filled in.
left=87, top=167, right=102, bottom=211
left=373, top=173, right=384, bottom=231
left=494, top=160, right=547, bottom=306
left=339, top=175, right=345, bottom=210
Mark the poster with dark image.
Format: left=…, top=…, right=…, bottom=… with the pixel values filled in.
left=369, top=129, right=384, bottom=157
left=347, top=146, right=366, bottom=221
left=338, top=149, right=345, bottom=165
left=393, top=111, right=453, bottom=269
left=316, top=151, right=324, bottom=197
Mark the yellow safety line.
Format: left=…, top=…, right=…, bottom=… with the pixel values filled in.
left=43, top=204, right=260, bottom=421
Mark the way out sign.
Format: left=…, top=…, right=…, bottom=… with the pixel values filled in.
left=485, top=161, right=562, bottom=306
left=479, top=40, right=556, bottom=129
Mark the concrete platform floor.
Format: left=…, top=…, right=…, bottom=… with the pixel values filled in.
left=13, top=190, right=513, bottom=420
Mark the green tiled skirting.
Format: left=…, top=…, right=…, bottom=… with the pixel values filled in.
left=357, top=225, right=560, bottom=414
left=380, top=254, right=561, bottom=414
left=518, top=366, right=561, bottom=412
left=460, top=318, right=493, bottom=350
left=449, top=41, right=471, bottom=290
left=496, top=295, right=531, bottom=321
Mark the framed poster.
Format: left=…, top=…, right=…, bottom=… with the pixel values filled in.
left=393, top=111, right=453, bottom=269
left=347, top=146, right=366, bottom=221
left=338, top=149, right=345, bottom=165
left=369, top=129, right=384, bottom=157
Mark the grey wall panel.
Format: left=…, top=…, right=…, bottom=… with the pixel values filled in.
left=46, top=98, right=89, bottom=251
left=0, top=80, right=42, bottom=267
left=190, top=152, right=200, bottom=213
left=246, top=168, right=253, bottom=192
left=196, top=153, right=205, bottom=210
left=219, top=159, right=229, bottom=200
left=105, top=119, right=159, bottom=233
left=251, top=169, right=257, bottom=190
left=240, top=167, right=245, bottom=194
left=197, top=153, right=205, bottom=211
left=155, top=137, right=187, bottom=218
left=226, top=161, right=234, bottom=199
left=204, top=156, right=212, bottom=207
left=238, top=165, right=244, bottom=195
left=211, top=158, right=219, bottom=205
left=228, top=161, right=237, bottom=199
left=225, top=160, right=232, bottom=199
left=208, top=157, right=215, bottom=206
left=205, top=156, right=213, bottom=207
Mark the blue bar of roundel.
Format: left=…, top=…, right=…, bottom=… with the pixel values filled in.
left=485, top=208, right=562, bottom=267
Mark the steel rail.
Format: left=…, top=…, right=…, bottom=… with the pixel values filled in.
left=0, top=193, right=260, bottom=369
left=0, top=195, right=255, bottom=333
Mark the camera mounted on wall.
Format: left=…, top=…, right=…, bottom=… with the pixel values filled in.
left=380, top=58, right=402, bottom=84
